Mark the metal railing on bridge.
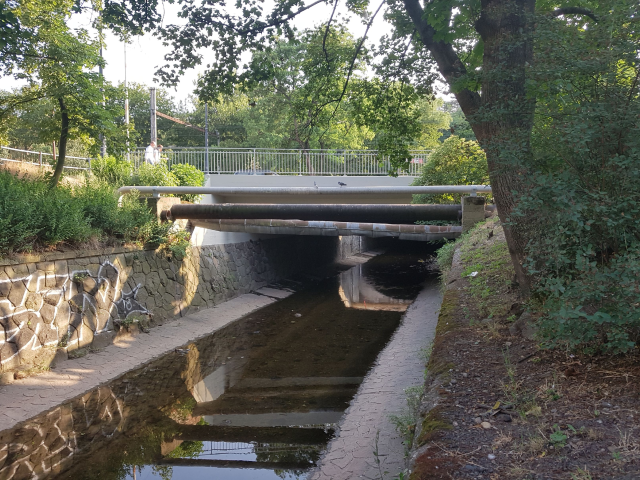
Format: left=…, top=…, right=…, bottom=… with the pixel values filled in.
left=0, top=145, right=431, bottom=176
left=130, top=147, right=430, bottom=176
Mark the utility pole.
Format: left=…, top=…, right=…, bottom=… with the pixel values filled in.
left=149, top=87, right=157, bottom=145
left=98, top=41, right=107, bottom=157
left=204, top=103, right=209, bottom=173
left=124, top=40, right=130, bottom=161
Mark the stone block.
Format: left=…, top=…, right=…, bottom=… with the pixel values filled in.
left=45, top=272, right=57, bottom=288
left=0, top=342, right=19, bottom=371
left=24, top=293, right=42, bottom=311
left=96, top=309, right=111, bottom=331
left=36, top=261, right=55, bottom=273
left=461, top=196, right=486, bottom=233
left=0, top=301, right=13, bottom=319
left=8, top=281, right=27, bottom=307
left=0, top=272, right=11, bottom=298
left=25, top=273, right=42, bottom=293
left=91, top=330, right=116, bottom=350
left=6, top=264, right=29, bottom=277
left=40, top=302, right=56, bottom=324
left=50, top=348, right=68, bottom=368
left=124, top=254, right=134, bottom=267
left=0, top=372, right=14, bottom=385
left=77, top=323, right=94, bottom=348
left=54, top=260, right=69, bottom=275
left=83, top=308, right=98, bottom=333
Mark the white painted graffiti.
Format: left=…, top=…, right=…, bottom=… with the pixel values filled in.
left=0, top=261, right=147, bottom=365
left=0, top=386, right=125, bottom=480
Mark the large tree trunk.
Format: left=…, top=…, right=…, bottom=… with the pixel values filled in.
left=403, top=0, right=535, bottom=292
left=50, top=97, right=69, bottom=189
left=472, top=0, right=536, bottom=292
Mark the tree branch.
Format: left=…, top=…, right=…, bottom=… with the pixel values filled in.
left=322, top=0, right=340, bottom=65
left=317, top=0, right=386, bottom=141
left=238, top=0, right=326, bottom=36
left=550, top=7, right=598, bottom=23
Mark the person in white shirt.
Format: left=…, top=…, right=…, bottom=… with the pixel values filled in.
left=154, top=144, right=164, bottom=164
left=144, top=141, right=157, bottom=164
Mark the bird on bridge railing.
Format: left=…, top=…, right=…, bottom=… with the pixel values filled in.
left=338, top=181, right=347, bottom=187
left=313, top=181, right=318, bottom=188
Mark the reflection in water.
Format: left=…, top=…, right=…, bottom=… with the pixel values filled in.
left=339, top=265, right=413, bottom=311
left=0, top=247, right=434, bottom=480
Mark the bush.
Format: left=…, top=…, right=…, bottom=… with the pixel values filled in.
left=516, top=8, right=640, bottom=354
left=0, top=172, right=92, bottom=254
left=92, top=155, right=133, bottom=187
left=0, top=172, right=181, bottom=256
left=170, top=163, right=205, bottom=202
left=412, top=136, right=489, bottom=204
left=134, top=160, right=178, bottom=189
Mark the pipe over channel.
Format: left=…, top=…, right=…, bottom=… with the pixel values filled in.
left=166, top=204, right=462, bottom=224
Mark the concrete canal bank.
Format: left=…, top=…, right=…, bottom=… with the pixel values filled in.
left=0, top=242, right=444, bottom=480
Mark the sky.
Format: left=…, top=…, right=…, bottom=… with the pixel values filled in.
left=3, top=1, right=452, bottom=107
left=102, top=1, right=396, bottom=105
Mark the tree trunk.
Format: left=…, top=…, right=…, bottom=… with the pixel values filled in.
left=403, top=0, right=535, bottom=292
left=50, top=97, right=69, bottom=188
left=472, top=0, right=536, bottom=292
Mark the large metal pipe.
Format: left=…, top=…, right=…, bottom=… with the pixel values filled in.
left=190, top=218, right=462, bottom=241
left=168, top=203, right=461, bottom=223
left=118, top=185, right=492, bottom=196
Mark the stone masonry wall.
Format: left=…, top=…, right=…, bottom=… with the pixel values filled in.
left=0, top=236, right=341, bottom=373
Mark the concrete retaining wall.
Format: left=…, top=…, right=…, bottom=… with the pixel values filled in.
left=0, top=236, right=346, bottom=373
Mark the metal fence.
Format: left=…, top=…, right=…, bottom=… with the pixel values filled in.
left=0, top=146, right=91, bottom=172
left=0, top=145, right=430, bottom=176
left=131, top=147, right=430, bottom=176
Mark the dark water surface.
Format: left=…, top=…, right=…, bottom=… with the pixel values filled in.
left=0, top=244, right=435, bottom=480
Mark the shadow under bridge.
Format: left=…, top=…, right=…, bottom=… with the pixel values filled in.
left=120, top=185, right=493, bottom=241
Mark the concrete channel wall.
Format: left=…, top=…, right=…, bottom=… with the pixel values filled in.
left=0, top=235, right=355, bottom=373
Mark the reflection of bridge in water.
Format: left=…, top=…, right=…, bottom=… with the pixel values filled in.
left=339, top=264, right=413, bottom=312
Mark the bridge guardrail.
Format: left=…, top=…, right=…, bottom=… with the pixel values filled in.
left=130, top=147, right=431, bottom=176
left=0, top=146, right=91, bottom=172
left=1, top=145, right=431, bottom=176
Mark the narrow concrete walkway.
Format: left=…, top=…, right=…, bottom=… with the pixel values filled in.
left=0, top=287, right=291, bottom=432
left=309, top=282, right=442, bottom=480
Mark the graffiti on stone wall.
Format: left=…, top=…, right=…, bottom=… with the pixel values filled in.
left=0, top=261, right=147, bottom=366
left=0, top=386, right=124, bottom=479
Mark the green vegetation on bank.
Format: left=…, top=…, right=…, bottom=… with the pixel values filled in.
left=411, top=136, right=489, bottom=204
left=92, top=156, right=205, bottom=202
left=0, top=166, right=198, bottom=258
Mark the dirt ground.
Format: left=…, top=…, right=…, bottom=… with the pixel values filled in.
left=410, top=219, right=640, bottom=480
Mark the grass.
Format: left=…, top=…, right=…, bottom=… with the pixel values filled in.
left=0, top=171, right=188, bottom=258
left=389, top=385, right=424, bottom=450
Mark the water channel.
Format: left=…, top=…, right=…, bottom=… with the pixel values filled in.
left=0, top=244, right=437, bottom=480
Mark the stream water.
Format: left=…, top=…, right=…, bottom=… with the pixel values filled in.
left=0, top=244, right=436, bottom=480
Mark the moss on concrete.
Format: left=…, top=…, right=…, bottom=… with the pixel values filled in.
left=416, top=406, right=452, bottom=447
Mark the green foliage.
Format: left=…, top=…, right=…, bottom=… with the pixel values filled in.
left=170, top=163, right=205, bottom=202
left=92, top=155, right=134, bottom=187
left=166, top=440, right=204, bottom=459
left=517, top=2, right=640, bottom=354
left=412, top=136, right=489, bottom=204
left=0, top=171, right=183, bottom=256
left=0, top=171, right=91, bottom=254
left=160, top=230, right=191, bottom=261
left=549, top=426, right=568, bottom=448
left=435, top=240, right=457, bottom=273
left=134, top=161, right=178, bottom=188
